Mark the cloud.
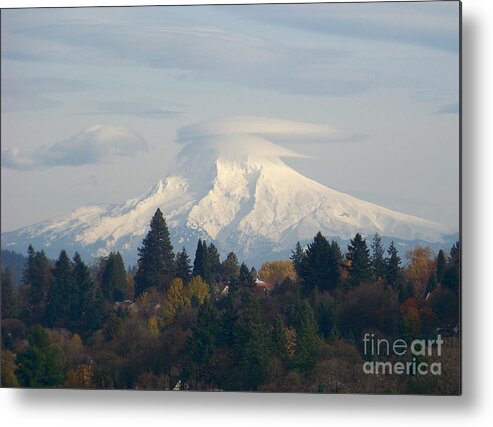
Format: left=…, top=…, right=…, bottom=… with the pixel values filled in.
left=1, top=10, right=370, bottom=97
left=177, top=116, right=357, bottom=145
left=1, top=124, right=148, bottom=170
left=175, top=117, right=366, bottom=163
left=1, top=5, right=458, bottom=102
left=89, top=100, right=183, bottom=119
left=230, top=2, right=459, bottom=53
left=1, top=77, right=90, bottom=112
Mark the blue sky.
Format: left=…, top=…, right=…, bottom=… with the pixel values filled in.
left=1, top=1, right=460, bottom=232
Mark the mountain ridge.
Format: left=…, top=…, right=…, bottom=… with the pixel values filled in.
left=1, top=132, right=455, bottom=266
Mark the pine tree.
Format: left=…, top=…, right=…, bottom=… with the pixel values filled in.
left=23, top=247, right=52, bottom=324
left=174, top=247, right=191, bottom=284
left=208, top=243, right=221, bottom=283
left=101, top=252, right=128, bottom=301
left=371, top=233, right=386, bottom=281
left=426, top=271, right=438, bottom=294
left=270, top=315, right=290, bottom=361
left=347, top=233, right=372, bottom=286
left=1, top=268, right=17, bottom=319
left=187, top=300, right=219, bottom=385
left=442, top=241, right=460, bottom=293
left=46, top=250, right=76, bottom=328
left=134, top=209, right=175, bottom=296
left=221, top=252, right=240, bottom=284
left=218, top=294, right=238, bottom=348
left=437, top=249, right=447, bottom=283
left=232, top=290, right=269, bottom=390
left=290, top=242, right=305, bottom=277
left=300, top=232, right=340, bottom=294
left=193, top=239, right=212, bottom=285
left=293, top=301, right=321, bottom=372
left=330, top=241, right=344, bottom=265
left=23, top=245, right=36, bottom=286
left=238, top=263, right=255, bottom=288
left=73, top=253, right=104, bottom=337
left=443, top=265, right=460, bottom=293
left=316, top=296, right=335, bottom=340
left=386, top=241, right=402, bottom=287
left=449, top=241, right=460, bottom=267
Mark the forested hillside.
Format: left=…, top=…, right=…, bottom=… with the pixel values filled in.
left=1, top=209, right=460, bottom=393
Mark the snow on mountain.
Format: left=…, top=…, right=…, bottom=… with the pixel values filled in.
left=1, top=117, right=456, bottom=265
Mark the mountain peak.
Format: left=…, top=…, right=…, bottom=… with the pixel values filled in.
left=1, top=117, right=455, bottom=264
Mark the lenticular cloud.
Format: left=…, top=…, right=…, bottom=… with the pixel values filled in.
left=175, top=116, right=348, bottom=144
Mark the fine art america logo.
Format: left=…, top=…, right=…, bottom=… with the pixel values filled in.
left=362, top=333, right=443, bottom=376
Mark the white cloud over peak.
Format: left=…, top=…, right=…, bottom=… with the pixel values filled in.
left=176, top=116, right=353, bottom=144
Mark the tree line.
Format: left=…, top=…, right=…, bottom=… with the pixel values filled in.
left=1, top=208, right=460, bottom=393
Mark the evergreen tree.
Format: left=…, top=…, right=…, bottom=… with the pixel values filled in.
left=218, top=294, right=238, bottom=348
left=437, top=249, right=447, bottom=283
left=22, top=245, right=36, bottom=285
left=330, top=241, right=344, bottom=265
left=300, top=232, right=340, bottom=294
left=427, top=271, right=438, bottom=294
left=386, top=241, right=402, bottom=287
left=221, top=252, right=240, bottom=284
left=187, top=300, right=219, bottom=385
left=73, top=253, right=104, bottom=337
left=134, top=209, right=175, bottom=296
left=347, top=233, right=372, bottom=286
left=101, top=252, right=127, bottom=301
left=15, top=325, right=67, bottom=387
left=371, top=233, right=386, bottom=281
left=293, top=301, right=320, bottom=372
left=238, top=263, right=255, bottom=288
left=316, top=296, right=335, bottom=340
left=232, top=290, right=269, bottom=390
left=443, top=265, right=460, bottom=293
left=290, top=242, right=305, bottom=277
left=193, top=239, right=212, bottom=284
left=442, top=241, right=460, bottom=293
left=1, top=268, right=17, bottom=319
left=46, top=250, right=76, bottom=328
left=449, top=241, right=460, bottom=267
left=271, top=315, right=288, bottom=360
left=23, top=247, right=52, bottom=324
left=175, top=247, right=192, bottom=284
left=250, top=266, right=257, bottom=281
left=207, top=243, right=221, bottom=283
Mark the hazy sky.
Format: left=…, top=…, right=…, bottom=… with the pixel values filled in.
left=1, top=1, right=460, bottom=232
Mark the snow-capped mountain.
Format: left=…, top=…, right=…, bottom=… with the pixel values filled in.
left=1, top=118, right=456, bottom=265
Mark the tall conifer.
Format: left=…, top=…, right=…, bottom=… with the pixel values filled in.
left=193, top=239, right=212, bottom=284
left=134, top=209, right=175, bottom=296
left=46, top=250, right=76, bottom=327
left=175, top=247, right=192, bottom=284
left=347, top=233, right=372, bottom=286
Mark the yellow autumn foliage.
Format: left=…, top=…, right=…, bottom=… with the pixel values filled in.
left=187, top=276, right=210, bottom=305
left=163, top=278, right=190, bottom=324
left=405, top=246, right=435, bottom=298
left=259, top=260, right=297, bottom=286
